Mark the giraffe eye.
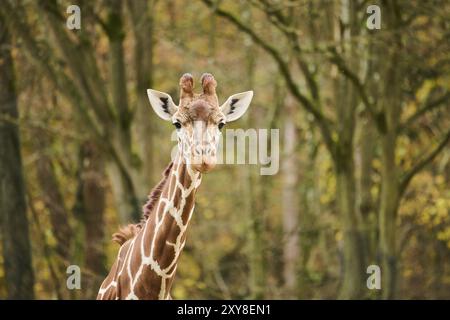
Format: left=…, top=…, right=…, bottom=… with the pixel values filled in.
left=173, top=122, right=182, bottom=129
left=218, top=122, right=225, bottom=130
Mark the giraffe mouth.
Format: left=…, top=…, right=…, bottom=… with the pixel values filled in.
left=191, top=160, right=216, bottom=173
left=192, top=163, right=214, bottom=173
left=190, top=153, right=217, bottom=173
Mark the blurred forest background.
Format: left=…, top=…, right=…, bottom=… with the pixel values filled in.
left=0, top=0, right=450, bottom=300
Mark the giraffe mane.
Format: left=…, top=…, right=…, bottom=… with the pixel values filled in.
left=112, top=161, right=174, bottom=245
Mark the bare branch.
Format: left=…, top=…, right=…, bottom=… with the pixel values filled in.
left=400, top=129, right=450, bottom=195
left=1, top=0, right=104, bottom=139
left=37, top=0, right=115, bottom=123
left=201, top=0, right=336, bottom=156
left=326, top=47, right=388, bottom=133
left=253, top=0, right=320, bottom=101
left=399, top=91, right=450, bottom=132
left=327, top=48, right=371, bottom=112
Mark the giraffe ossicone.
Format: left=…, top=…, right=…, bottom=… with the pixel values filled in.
left=97, top=73, right=253, bottom=300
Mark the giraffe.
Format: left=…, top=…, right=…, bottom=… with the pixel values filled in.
left=97, top=73, right=253, bottom=300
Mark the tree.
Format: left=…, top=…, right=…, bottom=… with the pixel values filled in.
left=0, top=13, right=35, bottom=299
left=203, top=0, right=450, bottom=299
left=202, top=0, right=367, bottom=298
left=1, top=0, right=157, bottom=223
left=321, top=0, right=450, bottom=298
left=74, top=141, right=107, bottom=298
left=374, top=1, right=450, bottom=298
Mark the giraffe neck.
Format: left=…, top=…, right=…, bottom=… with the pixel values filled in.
left=127, top=155, right=202, bottom=299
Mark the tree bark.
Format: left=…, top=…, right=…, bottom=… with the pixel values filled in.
left=106, top=0, right=141, bottom=222
left=356, top=115, right=376, bottom=262
left=378, top=1, right=402, bottom=299
left=128, top=0, right=156, bottom=199
left=74, top=141, right=107, bottom=298
left=379, top=132, right=400, bottom=299
left=0, top=16, right=34, bottom=299
left=34, top=127, right=72, bottom=263
left=378, top=81, right=401, bottom=299
left=33, top=128, right=73, bottom=298
left=335, top=0, right=366, bottom=299
left=336, top=162, right=365, bottom=299
left=240, top=17, right=266, bottom=298
left=281, top=104, right=299, bottom=296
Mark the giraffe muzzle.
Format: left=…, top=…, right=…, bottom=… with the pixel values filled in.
left=191, top=155, right=217, bottom=173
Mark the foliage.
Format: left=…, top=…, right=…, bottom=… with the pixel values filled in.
left=0, top=0, right=449, bottom=299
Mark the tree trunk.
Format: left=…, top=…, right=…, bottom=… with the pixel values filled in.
left=379, top=133, right=400, bottom=299
left=336, top=162, right=365, bottom=299
left=241, top=19, right=266, bottom=298
left=106, top=0, right=141, bottom=223
left=247, top=168, right=265, bottom=299
left=106, top=159, right=140, bottom=223
left=33, top=128, right=73, bottom=298
left=74, top=141, right=107, bottom=298
left=356, top=115, right=376, bottom=262
left=357, top=26, right=381, bottom=265
left=378, top=0, right=402, bottom=300
left=335, top=91, right=366, bottom=299
left=335, top=0, right=366, bottom=299
left=0, top=17, right=34, bottom=299
left=34, top=128, right=72, bottom=263
left=281, top=104, right=299, bottom=296
left=128, top=0, right=156, bottom=199
left=334, top=65, right=365, bottom=299
left=297, top=126, right=321, bottom=299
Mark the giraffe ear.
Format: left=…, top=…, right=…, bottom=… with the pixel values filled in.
left=147, top=89, right=178, bottom=121
left=220, top=91, right=253, bottom=122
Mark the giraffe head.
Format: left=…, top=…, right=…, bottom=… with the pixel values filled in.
left=147, top=73, right=253, bottom=173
